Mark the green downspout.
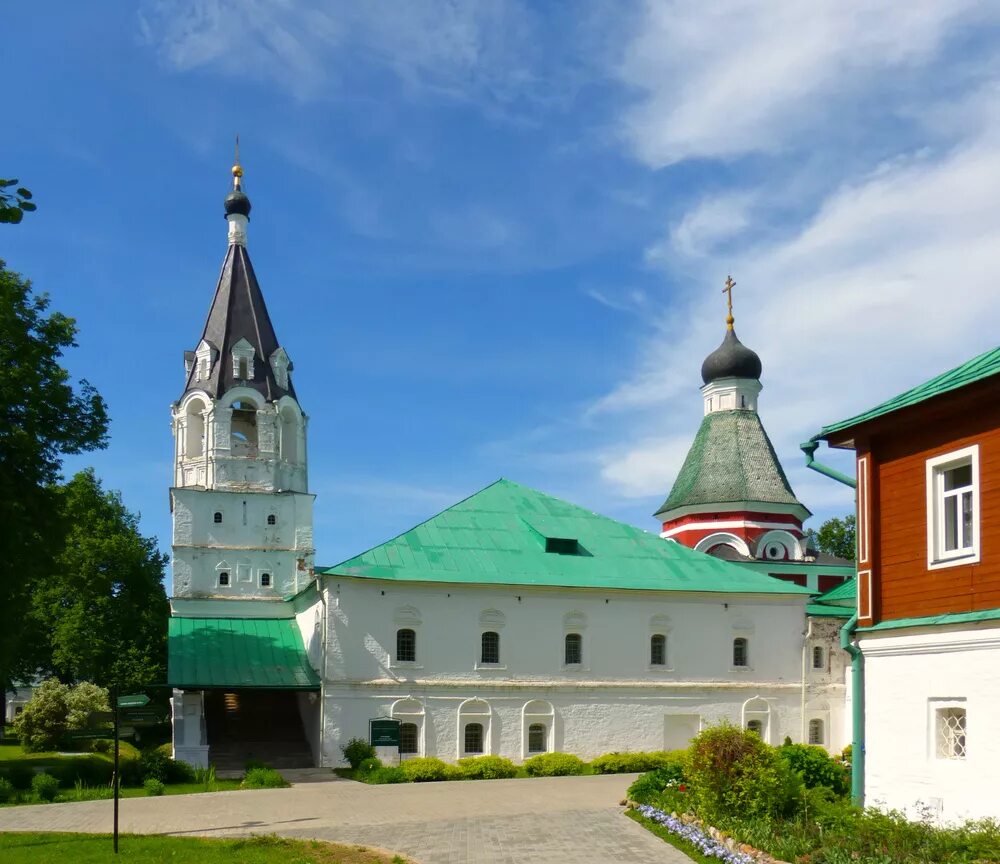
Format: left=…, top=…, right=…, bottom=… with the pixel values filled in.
left=800, top=439, right=864, bottom=807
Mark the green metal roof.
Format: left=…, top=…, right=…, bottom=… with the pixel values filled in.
left=805, top=603, right=852, bottom=617
left=324, top=479, right=812, bottom=596
left=168, top=617, right=320, bottom=689
left=655, top=410, right=809, bottom=518
left=858, top=606, right=1000, bottom=633
left=812, top=578, right=856, bottom=605
left=820, top=344, right=1000, bottom=438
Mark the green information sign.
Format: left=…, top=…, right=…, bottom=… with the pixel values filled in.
left=369, top=718, right=400, bottom=747
left=117, top=694, right=150, bottom=709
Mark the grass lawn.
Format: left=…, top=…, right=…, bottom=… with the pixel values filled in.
left=0, top=833, right=411, bottom=863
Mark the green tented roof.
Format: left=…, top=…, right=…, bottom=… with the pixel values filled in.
left=168, top=617, right=320, bottom=689
left=820, top=345, right=1000, bottom=438
left=655, top=411, right=809, bottom=518
left=859, top=606, right=1000, bottom=633
left=324, top=479, right=812, bottom=596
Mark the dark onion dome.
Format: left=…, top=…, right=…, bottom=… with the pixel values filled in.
left=701, top=328, right=762, bottom=384
left=224, top=164, right=251, bottom=218
left=224, top=188, right=251, bottom=218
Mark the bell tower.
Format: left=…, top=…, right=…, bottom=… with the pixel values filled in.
left=170, top=155, right=315, bottom=603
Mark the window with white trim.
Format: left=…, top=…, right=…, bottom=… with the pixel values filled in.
left=936, top=706, right=967, bottom=760
left=733, top=637, right=749, bottom=668
left=564, top=633, right=582, bottom=665
left=650, top=634, right=666, bottom=666
left=746, top=719, right=763, bottom=736
left=260, top=572, right=271, bottom=588
left=927, top=446, right=980, bottom=568
left=399, top=722, right=418, bottom=755
left=812, top=646, right=825, bottom=670
left=464, top=722, right=484, bottom=754
left=808, top=718, right=824, bottom=745
left=217, top=571, right=230, bottom=587
left=396, top=628, right=416, bottom=663
left=528, top=723, right=547, bottom=753
left=481, top=631, right=500, bottom=665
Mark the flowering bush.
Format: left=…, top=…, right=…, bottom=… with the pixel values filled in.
left=636, top=804, right=753, bottom=864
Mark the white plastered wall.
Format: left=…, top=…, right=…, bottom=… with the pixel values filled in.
left=318, top=578, right=814, bottom=765
left=860, top=623, right=1000, bottom=822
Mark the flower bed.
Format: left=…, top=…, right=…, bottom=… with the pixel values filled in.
left=636, top=804, right=755, bottom=864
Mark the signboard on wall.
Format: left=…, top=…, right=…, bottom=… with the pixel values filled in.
left=369, top=718, right=401, bottom=747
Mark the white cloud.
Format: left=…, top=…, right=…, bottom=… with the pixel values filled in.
left=653, top=191, right=755, bottom=260
left=597, top=92, right=1000, bottom=512
left=139, top=0, right=541, bottom=104
left=617, top=0, right=992, bottom=166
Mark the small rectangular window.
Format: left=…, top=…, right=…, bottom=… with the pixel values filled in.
left=812, top=646, right=824, bottom=670
left=214, top=511, right=223, bottom=524
left=399, top=722, right=418, bottom=755
left=239, top=358, right=249, bottom=379
left=397, top=628, right=416, bottom=663
left=545, top=537, right=579, bottom=555
left=564, top=633, right=582, bottom=665
left=260, top=573, right=271, bottom=587
left=481, top=631, right=500, bottom=665
left=733, top=637, right=749, bottom=668
left=650, top=634, right=666, bottom=666
left=936, top=706, right=967, bottom=759
left=808, top=719, right=824, bottom=745
left=218, top=571, right=230, bottom=587
left=927, top=447, right=979, bottom=568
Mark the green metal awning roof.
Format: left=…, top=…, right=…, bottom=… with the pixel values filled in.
left=805, top=578, right=856, bottom=618
left=324, top=479, right=812, bottom=596
left=168, top=617, right=320, bottom=690
left=818, top=344, right=1000, bottom=439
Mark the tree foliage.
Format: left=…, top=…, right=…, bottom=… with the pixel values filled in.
left=0, top=179, right=36, bottom=224
left=27, top=470, right=169, bottom=690
left=816, top=515, right=856, bottom=560
left=12, top=678, right=109, bottom=752
left=0, top=261, right=109, bottom=694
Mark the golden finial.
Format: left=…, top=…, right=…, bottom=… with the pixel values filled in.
left=232, top=134, right=243, bottom=187
left=722, top=275, right=735, bottom=330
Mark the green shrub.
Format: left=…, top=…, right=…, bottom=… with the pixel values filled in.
left=138, top=748, right=194, bottom=784
left=241, top=767, right=289, bottom=789
left=0, top=777, right=14, bottom=803
left=50, top=756, right=114, bottom=788
left=32, top=772, right=60, bottom=802
left=400, top=757, right=450, bottom=782
left=143, top=777, right=165, bottom=796
left=367, top=766, right=406, bottom=784
left=341, top=737, right=376, bottom=770
left=90, top=738, right=112, bottom=755
left=590, top=750, right=686, bottom=775
left=443, top=763, right=465, bottom=781
left=457, top=756, right=517, bottom=780
left=3, top=765, right=36, bottom=790
left=779, top=743, right=849, bottom=796
left=523, top=752, right=587, bottom=776
left=685, top=723, right=801, bottom=822
left=118, top=757, right=143, bottom=787
left=627, top=766, right=687, bottom=804
left=357, top=757, right=382, bottom=774
left=156, top=742, right=173, bottom=758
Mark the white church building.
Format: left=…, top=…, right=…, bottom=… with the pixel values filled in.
left=168, top=163, right=849, bottom=769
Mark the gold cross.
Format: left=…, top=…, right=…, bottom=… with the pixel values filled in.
left=723, top=275, right=735, bottom=330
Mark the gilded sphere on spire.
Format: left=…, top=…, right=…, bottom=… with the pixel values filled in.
left=232, top=164, right=244, bottom=178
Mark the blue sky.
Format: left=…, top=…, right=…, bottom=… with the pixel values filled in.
left=6, top=1, right=1000, bottom=565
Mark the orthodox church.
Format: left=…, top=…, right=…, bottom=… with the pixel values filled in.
left=167, top=162, right=851, bottom=769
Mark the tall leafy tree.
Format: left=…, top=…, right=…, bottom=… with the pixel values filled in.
left=27, top=470, right=168, bottom=690
left=816, top=515, right=856, bottom=561
left=0, top=261, right=108, bottom=711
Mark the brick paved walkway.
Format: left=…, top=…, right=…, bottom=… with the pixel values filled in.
left=0, top=773, right=692, bottom=863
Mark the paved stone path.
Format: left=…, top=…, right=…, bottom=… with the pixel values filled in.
left=0, top=773, right=692, bottom=863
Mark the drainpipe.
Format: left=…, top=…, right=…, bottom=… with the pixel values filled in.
left=801, top=438, right=863, bottom=807
left=839, top=613, right=864, bottom=807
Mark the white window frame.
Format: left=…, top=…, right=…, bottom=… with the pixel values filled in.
left=929, top=698, right=967, bottom=761
left=926, top=445, right=980, bottom=570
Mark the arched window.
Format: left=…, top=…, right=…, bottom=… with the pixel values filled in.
left=231, top=400, right=258, bottom=454
left=528, top=723, right=547, bottom=753
left=565, top=633, right=582, bottom=665
left=267, top=514, right=276, bottom=526
left=213, top=511, right=223, bottom=524
left=747, top=719, right=763, bottom=736
left=733, top=637, right=749, bottom=667
left=812, top=646, right=824, bottom=670
left=650, top=634, right=666, bottom=666
left=184, top=399, right=206, bottom=458
left=400, top=722, right=418, bottom=754
left=481, top=631, right=500, bottom=664
left=260, top=572, right=271, bottom=588
left=808, top=719, right=824, bottom=745
left=396, top=628, right=416, bottom=663
left=464, top=722, right=484, bottom=754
